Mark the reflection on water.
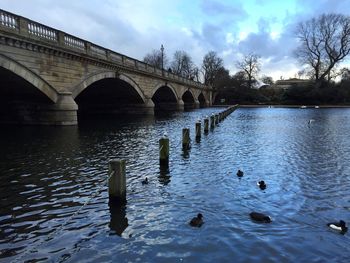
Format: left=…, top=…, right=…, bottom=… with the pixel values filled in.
left=1, top=108, right=350, bottom=262
left=109, top=201, right=128, bottom=236
left=158, top=166, right=171, bottom=186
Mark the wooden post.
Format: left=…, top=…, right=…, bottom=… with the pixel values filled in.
left=182, top=128, right=190, bottom=150
left=108, top=159, right=126, bottom=204
left=204, top=118, right=209, bottom=133
left=210, top=115, right=215, bottom=129
left=159, top=136, right=169, bottom=167
left=215, top=114, right=219, bottom=125
left=195, top=120, right=201, bottom=139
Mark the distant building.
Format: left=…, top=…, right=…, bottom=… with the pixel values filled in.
left=270, top=78, right=312, bottom=90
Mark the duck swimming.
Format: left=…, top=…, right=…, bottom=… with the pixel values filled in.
left=141, top=177, right=149, bottom=185
left=190, top=213, right=204, bottom=227
left=257, top=180, right=267, bottom=190
left=250, top=212, right=271, bottom=223
left=237, top=170, right=244, bottom=177
left=327, top=220, right=348, bottom=234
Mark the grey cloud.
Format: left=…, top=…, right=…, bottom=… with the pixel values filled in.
left=295, top=0, right=350, bottom=16
left=200, top=0, right=247, bottom=18
left=237, top=18, right=298, bottom=60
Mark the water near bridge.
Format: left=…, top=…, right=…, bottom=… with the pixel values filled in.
left=1, top=107, right=349, bottom=262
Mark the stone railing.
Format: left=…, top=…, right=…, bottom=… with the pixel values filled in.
left=64, top=34, right=85, bottom=50
left=0, top=10, right=18, bottom=29
left=28, top=21, right=57, bottom=41
left=0, top=9, right=207, bottom=89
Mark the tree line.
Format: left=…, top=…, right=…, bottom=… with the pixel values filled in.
left=143, top=13, right=350, bottom=105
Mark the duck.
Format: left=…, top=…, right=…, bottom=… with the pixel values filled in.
left=327, top=220, right=348, bottom=234
left=257, top=180, right=267, bottom=190
left=237, top=169, right=244, bottom=177
left=141, top=177, right=149, bottom=185
left=308, top=119, right=315, bottom=125
left=189, top=213, right=204, bottom=227
left=250, top=212, right=271, bottom=223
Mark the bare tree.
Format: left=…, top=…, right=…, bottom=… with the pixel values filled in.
left=201, top=51, right=224, bottom=85
left=191, top=66, right=201, bottom=82
left=236, top=53, right=261, bottom=89
left=295, top=13, right=350, bottom=84
left=143, top=49, right=168, bottom=69
left=341, top=67, right=350, bottom=81
left=170, top=50, right=195, bottom=78
left=297, top=69, right=306, bottom=79
left=213, top=67, right=231, bottom=89
left=232, top=71, right=248, bottom=88
left=261, top=75, right=274, bottom=85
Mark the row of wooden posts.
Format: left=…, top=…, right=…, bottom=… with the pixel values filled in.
left=108, top=105, right=238, bottom=204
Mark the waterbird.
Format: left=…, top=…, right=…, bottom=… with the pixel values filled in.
left=308, top=119, right=315, bottom=125
left=250, top=212, right=271, bottom=223
left=141, top=177, right=149, bottom=185
left=237, top=169, right=244, bottom=177
left=327, top=220, right=348, bottom=234
left=189, top=213, right=204, bottom=227
left=257, top=180, right=267, bottom=190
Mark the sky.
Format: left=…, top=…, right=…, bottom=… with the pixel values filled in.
left=1, top=0, right=350, bottom=81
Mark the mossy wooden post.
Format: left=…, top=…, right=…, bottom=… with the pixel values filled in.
left=182, top=128, right=190, bottom=150
left=108, top=159, right=126, bottom=204
left=159, top=136, right=169, bottom=167
left=195, top=121, right=201, bottom=139
left=215, top=114, right=219, bottom=125
left=204, top=118, right=209, bottom=133
left=210, top=115, right=215, bottom=129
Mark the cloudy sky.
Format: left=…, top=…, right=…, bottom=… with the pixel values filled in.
left=1, top=0, right=350, bottom=80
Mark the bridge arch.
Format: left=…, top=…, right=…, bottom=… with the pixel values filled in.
left=74, top=71, right=151, bottom=117
left=0, top=54, right=58, bottom=103
left=181, top=88, right=196, bottom=100
left=198, top=92, right=207, bottom=107
left=181, top=89, right=196, bottom=109
left=72, top=71, right=146, bottom=102
left=150, top=83, right=179, bottom=99
left=151, top=83, right=179, bottom=112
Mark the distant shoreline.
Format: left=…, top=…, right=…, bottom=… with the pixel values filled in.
left=213, top=104, right=350, bottom=108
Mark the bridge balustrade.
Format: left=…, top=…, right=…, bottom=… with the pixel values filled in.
left=0, top=10, right=18, bottom=29
left=28, top=22, right=57, bottom=41
left=64, top=34, right=85, bottom=51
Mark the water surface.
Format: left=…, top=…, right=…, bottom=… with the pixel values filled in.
left=1, top=108, right=349, bottom=262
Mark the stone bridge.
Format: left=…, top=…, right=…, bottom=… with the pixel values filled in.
left=0, top=9, right=212, bottom=125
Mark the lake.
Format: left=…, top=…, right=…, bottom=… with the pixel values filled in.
left=0, top=107, right=349, bottom=262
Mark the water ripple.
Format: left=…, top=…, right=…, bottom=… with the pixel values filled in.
left=1, top=108, right=350, bottom=262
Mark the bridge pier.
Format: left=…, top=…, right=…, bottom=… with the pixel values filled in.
left=0, top=92, right=78, bottom=125
left=177, top=99, right=184, bottom=111
left=194, top=100, right=200, bottom=109
left=41, top=92, right=78, bottom=125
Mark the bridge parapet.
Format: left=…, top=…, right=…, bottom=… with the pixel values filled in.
left=0, top=9, right=209, bottom=90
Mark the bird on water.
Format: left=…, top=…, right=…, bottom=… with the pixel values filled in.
left=141, top=177, right=149, bottom=185
left=190, top=213, right=204, bottom=227
left=257, top=180, right=267, bottom=190
left=237, top=169, right=244, bottom=177
left=327, top=220, right=348, bottom=234
left=250, top=212, right=271, bottom=223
